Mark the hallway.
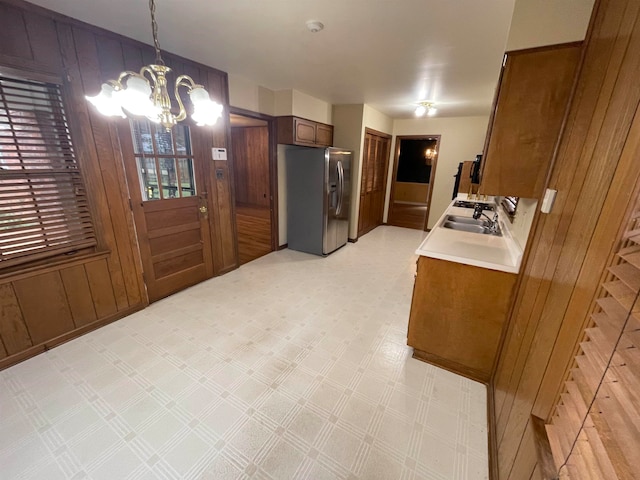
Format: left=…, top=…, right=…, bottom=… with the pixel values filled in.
left=0, top=226, right=488, bottom=480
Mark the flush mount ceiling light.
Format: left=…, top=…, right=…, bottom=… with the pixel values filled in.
left=415, top=102, right=437, bottom=117
left=86, top=0, right=223, bottom=131
left=306, top=20, right=325, bottom=33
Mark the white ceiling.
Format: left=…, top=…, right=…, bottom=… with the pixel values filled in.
left=30, top=0, right=517, bottom=118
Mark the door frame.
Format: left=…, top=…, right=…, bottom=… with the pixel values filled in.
left=229, top=106, right=279, bottom=250
left=388, top=135, right=440, bottom=231
left=117, top=118, right=216, bottom=302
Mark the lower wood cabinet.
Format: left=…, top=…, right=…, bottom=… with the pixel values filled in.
left=407, top=256, right=517, bottom=383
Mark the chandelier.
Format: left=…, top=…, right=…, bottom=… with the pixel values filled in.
left=424, top=146, right=437, bottom=164
left=415, top=101, right=437, bottom=117
left=85, top=0, right=223, bottom=131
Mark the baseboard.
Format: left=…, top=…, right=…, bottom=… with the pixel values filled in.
left=488, top=383, right=500, bottom=480
left=348, top=238, right=358, bottom=243
left=0, top=303, right=144, bottom=371
left=277, top=243, right=288, bottom=250
left=412, top=348, right=489, bottom=384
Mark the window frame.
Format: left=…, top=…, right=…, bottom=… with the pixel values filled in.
left=0, top=67, right=98, bottom=271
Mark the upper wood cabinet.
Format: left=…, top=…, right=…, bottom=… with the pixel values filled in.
left=480, top=43, right=582, bottom=198
left=277, top=116, right=334, bottom=147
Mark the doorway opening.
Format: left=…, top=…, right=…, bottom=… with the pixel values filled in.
left=230, top=109, right=278, bottom=264
left=387, top=135, right=440, bottom=231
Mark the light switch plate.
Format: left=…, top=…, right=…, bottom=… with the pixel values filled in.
left=541, top=188, right=557, bottom=213
left=212, top=148, right=227, bottom=160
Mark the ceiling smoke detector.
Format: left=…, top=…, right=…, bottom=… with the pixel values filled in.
left=306, top=20, right=324, bottom=33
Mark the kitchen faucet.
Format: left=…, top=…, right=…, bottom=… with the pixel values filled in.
left=473, top=204, right=500, bottom=234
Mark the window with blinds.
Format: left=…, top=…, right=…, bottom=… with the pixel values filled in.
left=0, top=72, right=96, bottom=269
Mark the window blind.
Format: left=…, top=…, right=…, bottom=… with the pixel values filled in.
left=0, top=73, right=96, bottom=269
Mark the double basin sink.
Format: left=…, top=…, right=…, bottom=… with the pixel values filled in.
left=441, top=210, right=502, bottom=236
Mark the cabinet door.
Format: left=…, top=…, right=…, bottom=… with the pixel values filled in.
left=294, top=117, right=316, bottom=145
left=316, top=123, right=333, bottom=146
left=480, top=43, right=581, bottom=198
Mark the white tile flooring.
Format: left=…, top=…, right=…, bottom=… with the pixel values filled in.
left=0, top=226, right=489, bottom=480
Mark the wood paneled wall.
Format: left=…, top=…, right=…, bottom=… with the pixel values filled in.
left=491, top=0, right=640, bottom=477
left=0, top=0, right=236, bottom=368
left=232, top=126, right=270, bottom=208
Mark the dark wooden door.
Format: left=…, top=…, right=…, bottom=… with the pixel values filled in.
left=358, top=129, right=391, bottom=237
left=121, top=120, right=214, bottom=302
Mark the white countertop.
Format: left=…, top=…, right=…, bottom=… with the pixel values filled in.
left=416, top=195, right=523, bottom=274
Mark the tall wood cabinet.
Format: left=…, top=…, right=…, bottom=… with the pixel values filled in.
left=479, top=43, right=582, bottom=199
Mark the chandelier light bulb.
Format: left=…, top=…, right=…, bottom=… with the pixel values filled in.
left=415, top=101, right=436, bottom=118
left=85, top=83, right=125, bottom=118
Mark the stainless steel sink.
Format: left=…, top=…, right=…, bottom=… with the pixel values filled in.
left=442, top=220, right=502, bottom=236
left=445, top=215, right=490, bottom=226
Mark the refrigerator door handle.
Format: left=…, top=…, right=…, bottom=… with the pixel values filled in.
left=336, top=160, right=344, bottom=216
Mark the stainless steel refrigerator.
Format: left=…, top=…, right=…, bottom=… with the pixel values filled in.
left=285, top=146, right=352, bottom=256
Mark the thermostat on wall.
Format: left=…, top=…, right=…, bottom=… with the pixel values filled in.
left=212, top=148, right=227, bottom=160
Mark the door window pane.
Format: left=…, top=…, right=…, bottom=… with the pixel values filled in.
left=154, top=128, right=174, bottom=155
left=137, top=157, right=160, bottom=201
left=174, top=125, right=191, bottom=154
left=178, top=158, right=196, bottom=197
left=130, top=120, right=195, bottom=201
left=132, top=121, right=154, bottom=154
left=159, top=158, right=178, bottom=199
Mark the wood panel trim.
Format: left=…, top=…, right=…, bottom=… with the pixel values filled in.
left=0, top=303, right=143, bottom=370
left=505, top=41, right=584, bottom=56
left=1, top=0, right=229, bottom=78
left=363, top=127, right=392, bottom=139
left=0, top=251, right=110, bottom=284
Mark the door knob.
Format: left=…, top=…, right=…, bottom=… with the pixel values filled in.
left=199, top=205, right=208, bottom=214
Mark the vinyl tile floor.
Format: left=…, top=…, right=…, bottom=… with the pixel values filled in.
left=0, top=226, right=489, bottom=480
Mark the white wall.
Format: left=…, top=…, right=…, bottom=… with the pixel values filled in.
left=277, top=144, right=289, bottom=247
left=507, top=197, right=538, bottom=250
left=292, top=90, right=332, bottom=124
left=506, top=0, right=594, bottom=50
left=391, top=116, right=490, bottom=229
left=333, top=105, right=365, bottom=240
left=228, top=74, right=275, bottom=115
left=363, top=104, right=394, bottom=135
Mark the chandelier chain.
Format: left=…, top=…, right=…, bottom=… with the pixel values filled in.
left=149, top=0, right=164, bottom=65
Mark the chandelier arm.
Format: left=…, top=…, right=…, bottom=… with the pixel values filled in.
left=173, top=75, right=196, bottom=122
left=115, top=70, right=143, bottom=86
left=138, top=66, right=158, bottom=85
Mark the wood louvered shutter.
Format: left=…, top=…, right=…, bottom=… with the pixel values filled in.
left=546, top=184, right=640, bottom=479
left=0, top=73, right=96, bottom=269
